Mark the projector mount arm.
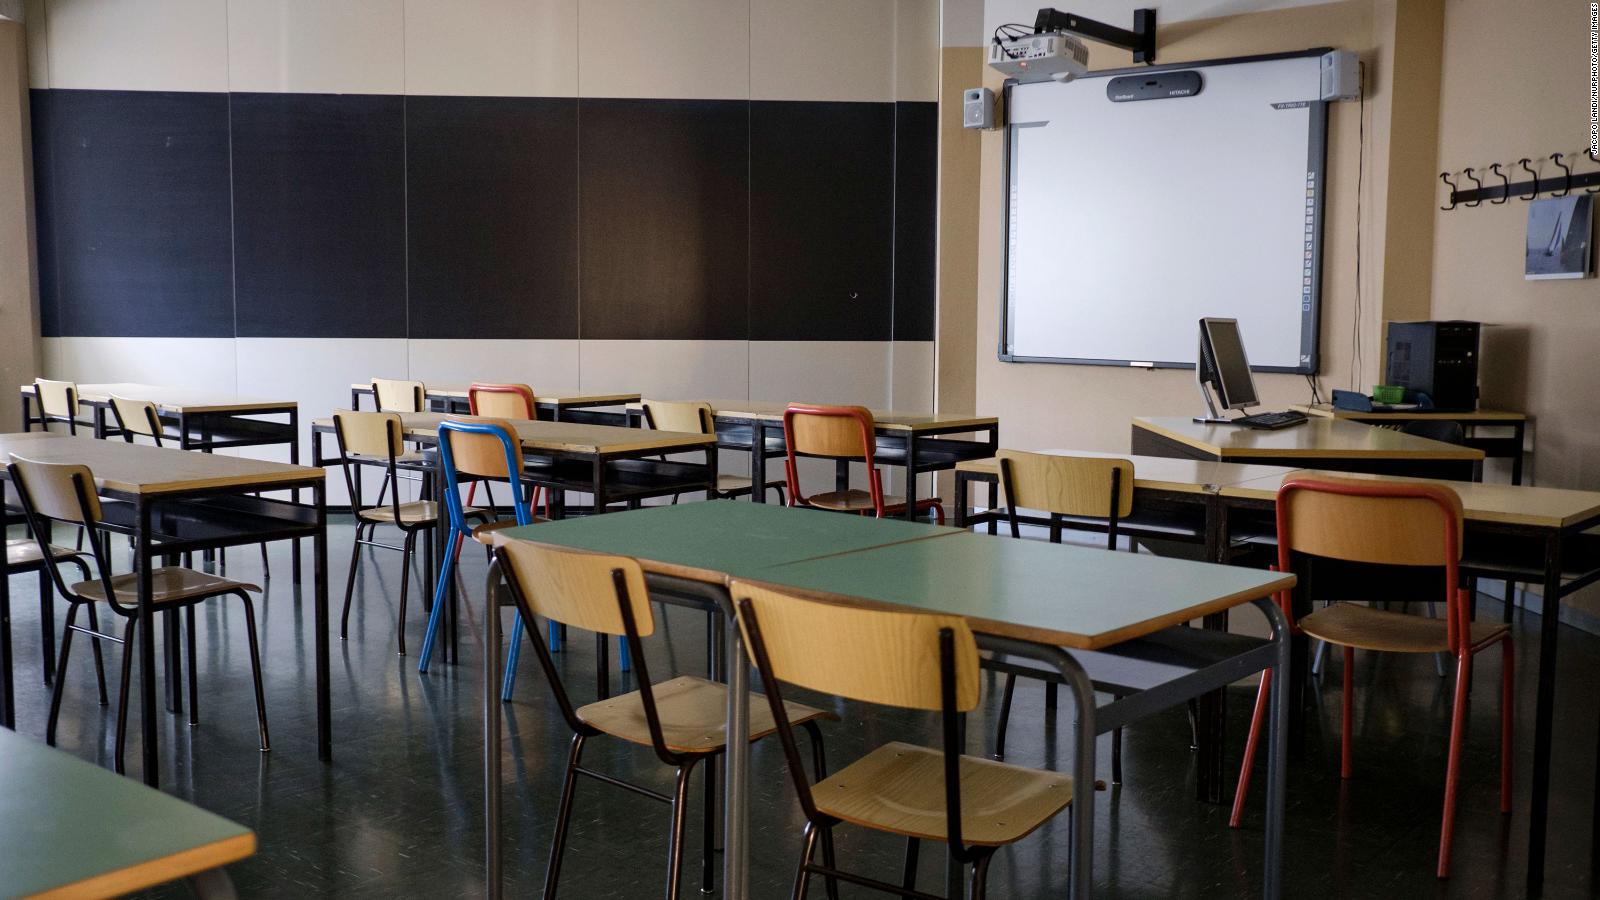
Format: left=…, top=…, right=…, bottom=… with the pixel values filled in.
left=1032, top=8, right=1157, bottom=64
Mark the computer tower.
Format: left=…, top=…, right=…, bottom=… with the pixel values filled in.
left=1385, top=321, right=1480, bottom=411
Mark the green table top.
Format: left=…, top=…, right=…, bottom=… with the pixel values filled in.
left=493, top=500, right=959, bottom=582
left=740, top=531, right=1295, bottom=650
left=0, top=729, right=255, bottom=898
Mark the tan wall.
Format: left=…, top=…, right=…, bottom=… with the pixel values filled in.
left=968, top=1, right=1386, bottom=454
left=0, top=19, right=38, bottom=429
left=935, top=45, right=983, bottom=419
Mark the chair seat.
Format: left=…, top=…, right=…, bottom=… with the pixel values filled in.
left=346, top=450, right=430, bottom=466
left=577, top=675, right=833, bottom=754
left=713, top=474, right=786, bottom=496
left=6, top=539, right=79, bottom=570
left=804, top=489, right=935, bottom=515
left=1301, top=603, right=1509, bottom=653
left=470, top=517, right=548, bottom=544
left=811, top=741, right=1073, bottom=847
left=358, top=500, right=469, bottom=525
left=72, top=567, right=260, bottom=609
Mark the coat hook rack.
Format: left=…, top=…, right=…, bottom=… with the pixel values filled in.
left=1440, top=153, right=1600, bottom=207
left=1489, top=162, right=1508, bottom=204
left=1518, top=158, right=1538, bottom=200
left=1588, top=150, right=1600, bottom=194
left=1550, top=153, right=1571, bottom=197
left=1462, top=167, right=1482, bottom=206
left=1439, top=172, right=1458, bottom=210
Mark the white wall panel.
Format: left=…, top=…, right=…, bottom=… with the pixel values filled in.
left=407, top=339, right=580, bottom=392
left=45, top=0, right=227, bottom=91
left=748, top=340, right=892, bottom=406
left=576, top=0, right=749, bottom=100
left=42, top=336, right=238, bottom=392
left=751, top=0, right=894, bottom=101
left=890, top=340, right=935, bottom=412
left=579, top=339, right=748, bottom=402
left=228, top=0, right=404, bottom=94
left=403, top=0, right=577, bottom=97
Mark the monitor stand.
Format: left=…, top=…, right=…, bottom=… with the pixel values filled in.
left=1193, top=380, right=1233, bottom=424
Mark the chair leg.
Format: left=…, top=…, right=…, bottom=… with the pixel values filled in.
left=1112, top=726, right=1124, bottom=785
left=994, top=673, right=1016, bottom=760
left=1501, top=581, right=1515, bottom=623
left=38, top=569, right=55, bottom=685
left=702, top=756, right=718, bottom=896
left=1438, top=652, right=1472, bottom=878
left=1500, top=636, right=1514, bottom=814
left=1229, top=669, right=1271, bottom=829
left=417, top=526, right=460, bottom=673
left=1310, top=638, right=1327, bottom=677
left=970, top=851, right=994, bottom=900
left=237, top=593, right=270, bottom=752
left=789, top=820, right=821, bottom=900
left=114, top=617, right=137, bottom=775
left=84, top=602, right=108, bottom=705
left=396, top=530, right=416, bottom=656
left=501, top=615, right=526, bottom=702
left=543, top=734, right=586, bottom=899
left=185, top=604, right=199, bottom=727
left=45, top=603, right=80, bottom=746
left=800, top=721, right=839, bottom=900
left=901, top=836, right=921, bottom=893
left=1341, top=646, right=1355, bottom=779
left=259, top=542, right=271, bottom=578
left=339, top=522, right=363, bottom=641
left=1427, top=601, right=1447, bottom=677
left=666, top=758, right=700, bottom=900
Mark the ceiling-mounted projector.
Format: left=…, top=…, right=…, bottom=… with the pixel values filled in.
left=987, top=32, right=1090, bottom=84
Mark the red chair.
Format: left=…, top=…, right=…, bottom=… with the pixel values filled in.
left=465, top=383, right=549, bottom=520
left=781, top=404, right=943, bottom=524
left=1229, top=475, right=1512, bottom=878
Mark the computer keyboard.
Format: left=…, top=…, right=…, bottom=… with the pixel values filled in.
left=1234, top=410, right=1309, bottom=430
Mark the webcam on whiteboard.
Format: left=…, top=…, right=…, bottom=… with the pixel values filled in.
left=988, top=8, right=1156, bottom=84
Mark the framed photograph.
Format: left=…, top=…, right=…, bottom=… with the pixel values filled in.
left=1525, top=194, right=1594, bottom=280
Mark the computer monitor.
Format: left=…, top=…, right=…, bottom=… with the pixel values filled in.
left=1195, top=317, right=1260, bottom=421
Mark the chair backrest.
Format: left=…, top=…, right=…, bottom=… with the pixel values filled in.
left=110, top=396, right=163, bottom=445
left=496, top=539, right=653, bottom=638
left=34, top=379, right=79, bottom=430
left=7, top=455, right=103, bottom=525
left=468, top=383, right=536, bottom=420
left=784, top=404, right=876, bottom=461
left=372, top=378, right=425, bottom=413
left=438, top=417, right=532, bottom=533
left=730, top=580, right=979, bottom=712
left=1399, top=419, right=1466, bottom=446
left=334, top=410, right=404, bottom=461
left=997, top=450, right=1134, bottom=519
left=642, top=399, right=713, bottom=435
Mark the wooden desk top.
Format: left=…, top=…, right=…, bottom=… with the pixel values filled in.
left=745, top=531, right=1295, bottom=650
left=1132, top=416, right=1485, bottom=461
left=1292, top=403, right=1526, bottom=423
left=492, top=500, right=958, bottom=583
left=317, top=411, right=713, bottom=456
left=350, top=383, right=640, bottom=407
left=955, top=450, right=1294, bottom=496
left=0, top=729, right=255, bottom=898
left=630, top=399, right=997, bottom=433
left=21, top=382, right=295, bottom=414
left=0, top=433, right=323, bottom=496
left=1220, top=468, right=1600, bottom=529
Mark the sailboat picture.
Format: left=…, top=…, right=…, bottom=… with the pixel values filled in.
left=1525, top=194, right=1593, bottom=279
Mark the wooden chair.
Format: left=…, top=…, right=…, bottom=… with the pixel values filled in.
left=495, top=540, right=833, bottom=899
left=5, top=535, right=97, bottom=694
left=110, top=395, right=272, bottom=578
left=32, top=379, right=87, bottom=434
left=7, top=455, right=269, bottom=772
left=643, top=399, right=787, bottom=503
left=781, top=404, right=943, bottom=524
left=372, top=378, right=425, bottom=413
left=732, top=579, right=1073, bottom=899
left=333, top=411, right=463, bottom=655
left=1229, top=475, right=1512, bottom=879
left=465, top=383, right=550, bottom=518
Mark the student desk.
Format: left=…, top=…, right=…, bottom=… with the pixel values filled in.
left=628, top=399, right=1000, bottom=519
left=480, top=503, right=1295, bottom=900
left=0, top=433, right=331, bottom=786
left=1291, top=404, right=1528, bottom=484
left=1131, top=416, right=1485, bottom=480
left=1219, top=469, right=1600, bottom=896
left=20, top=381, right=300, bottom=454
left=349, top=383, right=639, bottom=425
left=0, top=728, right=255, bottom=898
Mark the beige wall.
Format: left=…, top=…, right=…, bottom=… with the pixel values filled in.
left=966, top=1, right=1389, bottom=454
left=0, top=18, right=38, bottom=430
left=935, top=45, right=983, bottom=420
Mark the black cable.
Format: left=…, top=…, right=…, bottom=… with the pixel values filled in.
left=992, top=23, right=1032, bottom=58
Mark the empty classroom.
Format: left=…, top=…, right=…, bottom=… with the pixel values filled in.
left=1, top=1, right=1597, bottom=898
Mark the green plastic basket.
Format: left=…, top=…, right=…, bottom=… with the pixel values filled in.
left=1371, top=385, right=1405, bottom=404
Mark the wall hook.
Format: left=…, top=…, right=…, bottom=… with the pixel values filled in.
left=1462, top=167, right=1483, bottom=206
left=1550, top=153, right=1571, bottom=197
left=1488, top=162, right=1509, bottom=204
left=1439, top=172, right=1457, bottom=210
left=1588, top=150, right=1599, bottom=194
left=1518, top=158, right=1538, bottom=200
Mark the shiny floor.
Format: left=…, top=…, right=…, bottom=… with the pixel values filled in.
left=5, top=519, right=1599, bottom=899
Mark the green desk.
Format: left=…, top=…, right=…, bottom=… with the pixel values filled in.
left=480, top=501, right=959, bottom=900
left=0, top=729, right=254, bottom=898
left=482, top=503, right=1293, bottom=899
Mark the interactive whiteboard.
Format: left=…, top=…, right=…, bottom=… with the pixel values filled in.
left=999, top=50, right=1329, bottom=373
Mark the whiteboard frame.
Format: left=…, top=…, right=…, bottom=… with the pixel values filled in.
left=996, top=48, right=1332, bottom=375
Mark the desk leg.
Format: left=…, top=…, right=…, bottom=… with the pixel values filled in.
left=291, top=409, right=303, bottom=585
left=1257, top=597, right=1290, bottom=900
left=20, top=393, right=32, bottom=431
left=1512, top=421, right=1527, bottom=486
left=0, top=487, right=13, bottom=728
left=1195, top=496, right=1229, bottom=804
left=137, top=503, right=159, bottom=786
left=1526, top=532, right=1563, bottom=896
left=314, top=482, right=331, bottom=762
left=484, top=559, right=504, bottom=900
left=750, top=423, right=768, bottom=505
left=186, top=868, right=240, bottom=900
left=835, top=459, right=849, bottom=495
left=903, top=434, right=920, bottom=520
left=724, top=597, right=750, bottom=900
left=954, top=471, right=969, bottom=529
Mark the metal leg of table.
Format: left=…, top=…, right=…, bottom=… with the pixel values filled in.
left=291, top=409, right=303, bottom=584
left=186, top=867, right=240, bottom=900
left=723, top=592, right=750, bottom=900
left=750, top=423, right=768, bottom=505
left=483, top=559, right=504, bottom=900
left=314, top=482, right=331, bottom=762
left=1261, top=597, right=1290, bottom=900
left=953, top=471, right=969, bottom=529
left=1512, top=421, right=1526, bottom=486
left=1526, top=532, right=1564, bottom=896
left=903, top=435, right=919, bottom=520
left=137, top=503, right=159, bottom=786
left=0, top=530, right=13, bottom=730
